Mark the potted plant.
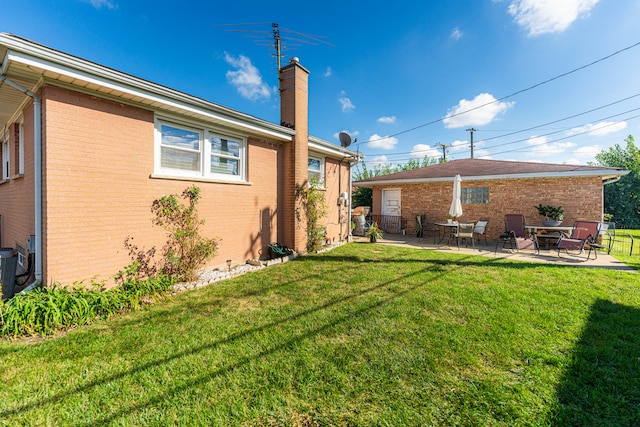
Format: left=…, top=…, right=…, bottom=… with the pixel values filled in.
left=366, top=222, right=383, bottom=243
left=534, top=204, right=564, bottom=226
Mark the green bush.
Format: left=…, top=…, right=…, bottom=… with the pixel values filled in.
left=151, top=186, right=219, bottom=282
left=0, top=274, right=174, bottom=338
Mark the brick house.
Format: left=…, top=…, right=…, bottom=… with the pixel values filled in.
left=353, top=158, right=628, bottom=240
left=0, top=33, right=360, bottom=286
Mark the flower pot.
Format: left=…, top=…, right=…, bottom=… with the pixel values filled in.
left=541, top=220, right=563, bottom=227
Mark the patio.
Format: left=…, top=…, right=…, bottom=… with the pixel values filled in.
left=352, top=234, right=636, bottom=272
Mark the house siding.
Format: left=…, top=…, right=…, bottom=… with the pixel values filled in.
left=374, top=176, right=603, bottom=240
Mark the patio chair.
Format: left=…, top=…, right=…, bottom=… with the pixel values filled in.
left=473, top=219, right=490, bottom=245
left=556, top=220, right=601, bottom=260
left=416, top=214, right=439, bottom=243
left=497, top=214, right=539, bottom=254
left=454, top=222, right=475, bottom=249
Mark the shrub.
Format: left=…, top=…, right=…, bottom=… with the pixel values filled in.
left=151, top=186, right=219, bottom=281
left=0, top=274, right=174, bottom=338
left=296, top=178, right=328, bottom=252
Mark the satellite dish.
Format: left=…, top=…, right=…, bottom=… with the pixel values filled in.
left=338, top=132, right=352, bottom=147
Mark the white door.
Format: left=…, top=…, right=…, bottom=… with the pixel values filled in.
left=382, top=189, right=401, bottom=216
left=381, top=189, right=401, bottom=233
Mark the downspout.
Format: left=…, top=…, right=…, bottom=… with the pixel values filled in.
left=0, top=75, right=43, bottom=290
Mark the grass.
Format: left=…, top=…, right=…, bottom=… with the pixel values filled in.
left=0, top=243, right=639, bottom=426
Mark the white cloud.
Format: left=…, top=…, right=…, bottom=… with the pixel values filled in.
left=83, top=0, right=117, bottom=9
left=526, top=135, right=576, bottom=156
left=224, top=53, right=271, bottom=101
left=451, top=27, right=463, bottom=41
left=367, top=134, right=398, bottom=150
left=323, top=67, right=332, bottom=77
left=367, top=155, right=391, bottom=168
left=443, top=93, right=515, bottom=129
left=338, top=91, right=355, bottom=112
left=507, top=0, right=600, bottom=37
left=474, top=149, right=492, bottom=159
left=377, top=116, right=397, bottom=124
left=573, top=144, right=602, bottom=158
left=568, top=121, right=628, bottom=136
left=450, top=140, right=469, bottom=152
left=410, top=144, right=440, bottom=159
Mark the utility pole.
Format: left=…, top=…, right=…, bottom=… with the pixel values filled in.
left=466, top=128, right=477, bottom=159
left=436, top=143, right=449, bottom=162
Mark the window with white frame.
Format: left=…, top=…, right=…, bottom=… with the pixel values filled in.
left=156, top=119, right=246, bottom=181
left=308, top=155, right=324, bottom=186
left=1, top=129, right=9, bottom=180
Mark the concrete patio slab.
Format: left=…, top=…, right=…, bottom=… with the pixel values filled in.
left=352, top=234, right=637, bottom=272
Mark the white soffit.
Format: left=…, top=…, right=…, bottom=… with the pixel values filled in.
left=6, top=49, right=292, bottom=142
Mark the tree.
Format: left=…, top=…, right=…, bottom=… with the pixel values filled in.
left=352, top=155, right=440, bottom=207
left=593, top=135, right=640, bottom=227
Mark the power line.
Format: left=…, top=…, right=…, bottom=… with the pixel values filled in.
left=361, top=93, right=640, bottom=157
left=488, top=113, right=640, bottom=157
left=363, top=40, right=640, bottom=145
left=360, top=109, right=640, bottom=164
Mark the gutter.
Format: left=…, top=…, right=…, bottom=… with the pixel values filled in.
left=603, top=176, right=622, bottom=185
left=0, top=75, right=42, bottom=290
left=355, top=169, right=630, bottom=187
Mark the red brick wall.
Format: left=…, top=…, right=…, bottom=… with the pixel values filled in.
left=322, top=157, right=351, bottom=243
left=374, top=177, right=603, bottom=240
left=40, top=85, right=285, bottom=285
left=0, top=102, right=35, bottom=250
left=280, top=61, right=309, bottom=253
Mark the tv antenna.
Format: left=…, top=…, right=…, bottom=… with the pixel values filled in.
left=214, top=22, right=333, bottom=75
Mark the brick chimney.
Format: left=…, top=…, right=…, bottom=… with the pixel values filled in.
left=279, top=57, right=310, bottom=254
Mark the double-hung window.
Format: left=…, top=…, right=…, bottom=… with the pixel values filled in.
left=156, top=119, right=246, bottom=181
left=308, top=155, right=324, bottom=187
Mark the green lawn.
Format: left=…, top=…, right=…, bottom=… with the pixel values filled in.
left=1, top=244, right=639, bottom=426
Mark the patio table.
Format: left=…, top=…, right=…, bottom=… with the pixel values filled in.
left=525, top=224, right=573, bottom=249
left=433, top=222, right=458, bottom=244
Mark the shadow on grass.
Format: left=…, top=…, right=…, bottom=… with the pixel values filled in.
left=549, top=299, right=640, bottom=425
left=0, top=255, right=444, bottom=424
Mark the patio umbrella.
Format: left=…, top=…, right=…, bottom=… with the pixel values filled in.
left=449, top=174, right=463, bottom=220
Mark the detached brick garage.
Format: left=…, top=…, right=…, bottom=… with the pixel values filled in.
left=353, top=158, right=628, bottom=241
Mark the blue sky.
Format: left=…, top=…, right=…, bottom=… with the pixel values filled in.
left=4, top=0, right=640, bottom=167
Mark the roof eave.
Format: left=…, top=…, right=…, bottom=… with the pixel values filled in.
left=354, top=169, right=630, bottom=187
left=1, top=33, right=294, bottom=141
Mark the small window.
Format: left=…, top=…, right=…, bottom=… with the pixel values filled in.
left=160, top=123, right=202, bottom=173
left=308, top=155, right=324, bottom=186
left=461, top=187, right=489, bottom=204
left=210, top=134, right=241, bottom=177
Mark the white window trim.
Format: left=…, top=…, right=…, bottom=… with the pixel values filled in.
left=1, top=129, right=9, bottom=181
left=308, top=154, right=325, bottom=187
left=18, top=120, right=24, bottom=175
left=154, top=117, right=247, bottom=182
